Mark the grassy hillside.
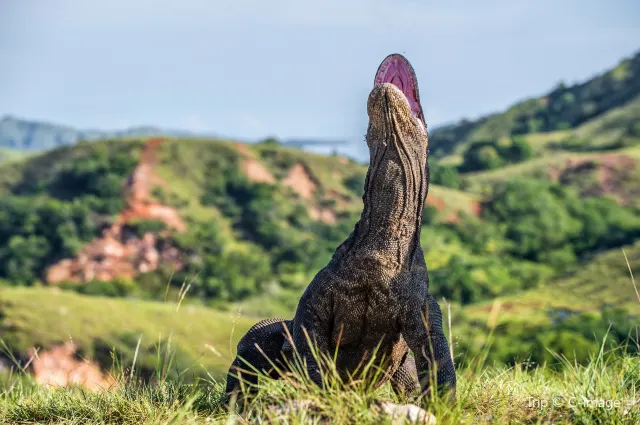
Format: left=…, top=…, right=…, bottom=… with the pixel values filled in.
left=1, top=240, right=636, bottom=380
left=463, top=241, right=640, bottom=323
left=0, top=148, right=30, bottom=164
left=0, top=286, right=255, bottom=380
left=429, top=50, right=640, bottom=157
left=0, top=129, right=638, bottom=374
left=460, top=145, right=640, bottom=202
left=448, top=241, right=639, bottom=367
left=0, top=136, right=478, bottom=296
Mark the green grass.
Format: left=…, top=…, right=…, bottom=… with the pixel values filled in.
left=0, top=148, right=31, bottom=165
left=1, top=241, right=637, bottom=382
left=460, top=241, right=640, bottom=326
left=0, top=287, right=257, bottom=380
left=460, top=145, right=640, bottom=195
left=520, top=130, right=573, bottom=153
left=427, top=185, right=481, bottom=219
left=574, top=96, right=640, bottom=150
left=1, top=340, right=638, bottom=424
left=1, top=245, right=639, bottom=423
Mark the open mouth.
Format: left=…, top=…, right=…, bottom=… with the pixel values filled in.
left=374, top=54, right=425, bottom=130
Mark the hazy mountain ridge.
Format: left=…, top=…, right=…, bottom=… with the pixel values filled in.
left=0, top=115, right=217, bottom=150
left=0, top=115, right=351, bottom=159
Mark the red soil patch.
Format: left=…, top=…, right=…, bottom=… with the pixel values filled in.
left=470, top=201, right=483, bottom=216
left=45, top=138, right=185, bottom=284
left=243, top=160, right=276, bottom=184
left=119, top=138, right=186, bottom=231
left=309, top=207, right=337, bottom=224
left=235, top=143, right=276, bottom=184
left=29, top=342, right=115, bottom=391
left=283, top=162, right=318, bottom=200
left=425, top=192, right=482, bottom=223
left=426, top=193, right=447, bottom=210
left=234, top=142, right=253, bottom=157
left=550, top=154, right=639, bottom=204
left=327, top=190, right=352, bottom=208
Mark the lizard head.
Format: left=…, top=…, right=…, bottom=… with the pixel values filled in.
left=362, top=82, right=429, bottom=229
left=327, top=56, right=430, bottom=274
left=366, top=82, right=428, bottom=165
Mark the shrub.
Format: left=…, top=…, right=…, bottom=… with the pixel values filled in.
left=460, top=142, right=505, bottom=172
left=126, top=219, right=168, bottom=238
left=459, top=137, right=534, bottom=172
left=429, top=160, right=460, bottom=188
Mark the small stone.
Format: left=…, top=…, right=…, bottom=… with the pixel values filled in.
left=265, top=400, right=313, bottom=418
left=377, top=401, right=436, bottom=425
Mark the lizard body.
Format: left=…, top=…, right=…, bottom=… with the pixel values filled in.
left=225, top=55, right=456, bottom=404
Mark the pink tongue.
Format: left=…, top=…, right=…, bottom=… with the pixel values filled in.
left=374, top=56, right=422, bottom=121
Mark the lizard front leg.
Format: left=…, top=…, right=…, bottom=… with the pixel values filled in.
left=402, top=293, right=456, bottom=402
left=224, top=318, right=290, bottom=405
left=390, top=351, right=420, bottom=398
left=287, top=284, right=333, bottom=388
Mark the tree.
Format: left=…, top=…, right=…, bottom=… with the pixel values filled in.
left=429, top=160, right=460, bottom=188
left=484, top=179, right=581, bottom=261
left=0, top=235, right=49, bottom=284
left=505, top=136, right=533, bottom=162
left=460, top=141, right=505, bottom=172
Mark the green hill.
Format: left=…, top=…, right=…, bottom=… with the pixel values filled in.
left=0, top=134, right=638, bottom=377
left=429, top=50, right=640, bottom=158
left=0, top=147, right=30, bottom=164
left=0, top=286, right=256, bottom=379
left=0, top=137, right=478, bottom=300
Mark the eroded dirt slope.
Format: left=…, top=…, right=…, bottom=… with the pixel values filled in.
left=46, top=138, right=185, bottom=284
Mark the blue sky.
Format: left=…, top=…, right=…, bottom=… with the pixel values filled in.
left=1, top=0, right=639, bottom=157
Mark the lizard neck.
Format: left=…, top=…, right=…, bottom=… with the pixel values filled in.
left=331, top=135, right=429, bottom=276
left=326, top=82, right=430, bottom=280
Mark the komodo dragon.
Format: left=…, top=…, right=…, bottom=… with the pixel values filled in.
left=224, top=54, right=456, bottom=405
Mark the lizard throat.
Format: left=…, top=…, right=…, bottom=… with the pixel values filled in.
left=327, top=82, right=429, bottom=276
left=344, top=123, right=428, bottom=272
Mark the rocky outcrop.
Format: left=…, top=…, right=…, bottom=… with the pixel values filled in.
left=45, top=138, right=186, bottom=284
left=28, top=342, right=115, bottom=391
left=46, top=227, right=182, bottom=283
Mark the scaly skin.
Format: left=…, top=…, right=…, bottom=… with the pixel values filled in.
left=224, top=82, right=456, bottom=404
left=224, top=318, right=289, bottom=399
